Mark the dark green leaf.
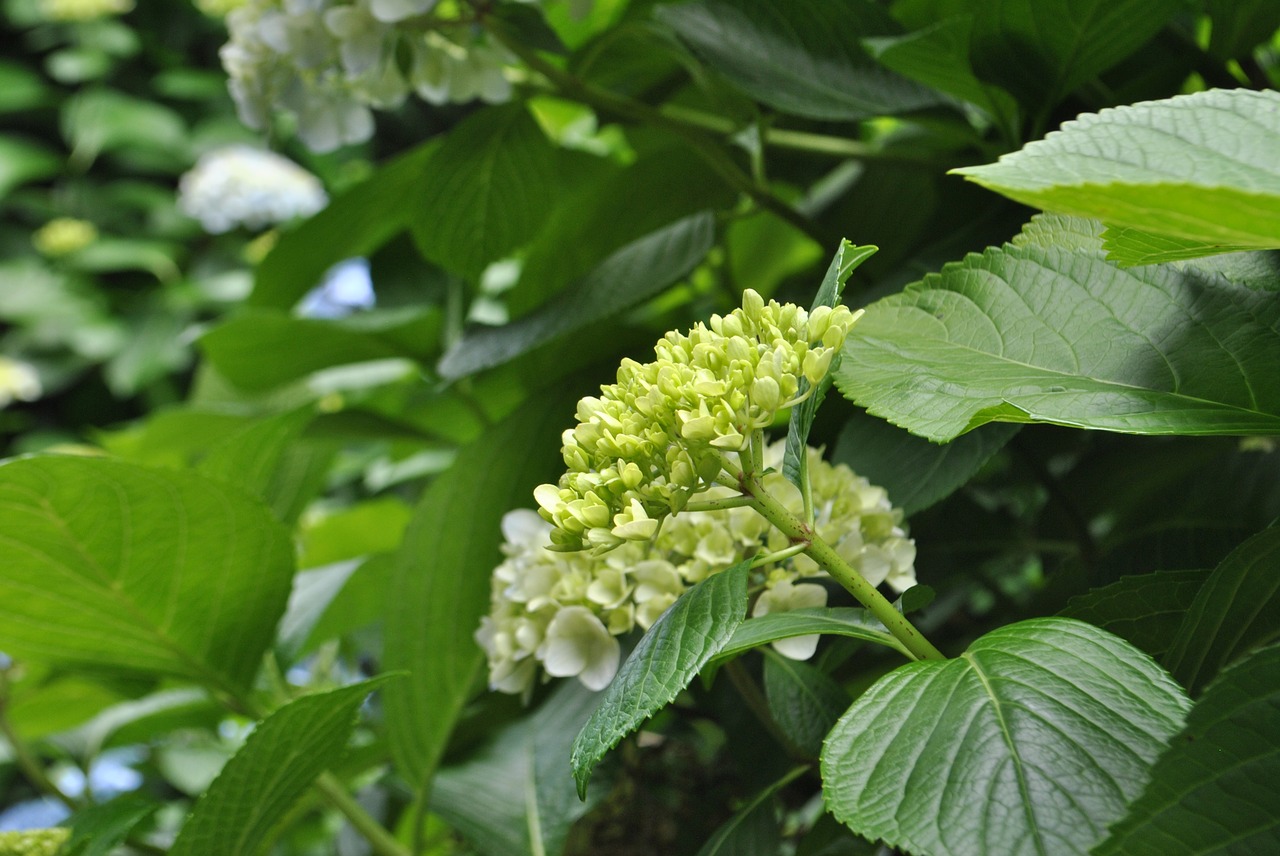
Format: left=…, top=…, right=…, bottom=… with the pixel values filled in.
left=383, top=391, right=576, bottom=789
left=1061, top=570, right=1211, bottom=658
left=432, top=681, right=601, bottom=856
left=252, top=142, right=435, bottom=308
left=438, top=212, right=715, bottom=379
left=713, top=607, right=905, bottom=662
left=169, top=678, right=392, bottom=856
left=63, top=796, right=157, bottom=856
left=832, top=409, right=1017, bottom=515
left=1206, top=0, right=1280, bottom=61
left=695, top=766, right=806, bottom=856
left=571, top=560, right=752, bottom=798
left=0, top=457, right=293, bottom=694
left=954, top=90, right=1280, bottom=249
left=656, top=0, right=941, bottom=120
left=1164, top=527, right=1280, bottom=695
left=763, top=651, right=849, bottom=758
left=784, top=242, right=875, bottom=490
left=835, top=242, right=1280, bottom=442
left=409, top=104, right=558, bottom=282
left=822, top=618, right=1190, bottom=856
left=1094, top=642, right=1280, bottom=856
left=199, top=308, right=441, bottom=391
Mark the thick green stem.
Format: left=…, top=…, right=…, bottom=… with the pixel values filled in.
left=743, top=479, right=946, bottom=662
left=682, top=495, right=757, bottom=513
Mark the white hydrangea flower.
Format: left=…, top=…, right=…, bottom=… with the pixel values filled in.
left=0, top=358, right=42, bottom=407
left=477, top=441, right=918, bottom=695
left=367, top=0, right=434, bottom=22
left=178, top=145, right=327, bottom=233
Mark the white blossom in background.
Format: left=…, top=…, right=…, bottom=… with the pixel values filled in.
left=178, top=145, right=328, bottom=233
left=0, top=358, right=42, bottom=408
left=477, top=442, right=919, bottom=696
left=219, top=0, right=563, bottom=151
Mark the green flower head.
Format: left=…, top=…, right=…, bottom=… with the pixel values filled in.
left=535, top=289, right=860, bottom=552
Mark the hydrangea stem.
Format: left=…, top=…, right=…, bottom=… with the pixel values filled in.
left=742, top=477, right=946, bottom=662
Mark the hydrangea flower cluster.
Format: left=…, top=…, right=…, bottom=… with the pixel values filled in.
left=177, top=145, right=328, bottom=233
left=220, top=0, right=535, bottom=152
left=477, top=442, right=917, bottom=695
left=534, top=289, right=859, bottom=553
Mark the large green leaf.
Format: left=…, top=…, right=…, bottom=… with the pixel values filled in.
left=251, top=142, right=435, bottom=308
left=438, top=212, right=715, bottom=379
left=409, top=104, right=558, bottom=282
left=822, top=618, right=1190, bottom=856
left=432, top=681, right=601, bottom=856
left=571, top=559, right=752, bottom=797
left=0, top=457, right=293, bottom=694
left=655, top=0, right=941, bottom=120
left=383, top=391, right=575, bottom=789
left=199, top=308, right=442, bottom=391
left=1100, top=227, right=1255, bottom=268
left=832, top=410, right=1017, bottom=516
left=834, top=242, right=1280, bottom=442
left=1060, top=570, right=1211, bottom=658
left=169, top=678, right=390, bottom=856
left=1164, top=526, right=1280, bottom=695
left=1094, top=642, right=1280, bottom=856
left=954, top=90, right=1280, bottom=251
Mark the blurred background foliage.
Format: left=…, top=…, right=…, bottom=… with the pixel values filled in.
left=0, top=0, right=1278, bottom=853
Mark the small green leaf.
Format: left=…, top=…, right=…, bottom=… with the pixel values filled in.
left=0, top=457, right=294, bottom=694
left=954, top=90, right=1280, bottom=250
left=835, top=242, right=1280, bottom=442
left=713, top=607, right=905, bottom=662
left=432, top=681, right=602, bottom=856
left=200, top=308, right=441, bottom=391
left=410, top=104, right=558, bottom=282
left=0, top=135, right=61, bottom=198
left=1164, top=527, right=1280, bottom=695
left=1061, top=570, right=1212, bottom=658
left=822, top=618, right=1190, bottom=856
left=656, top=0, right=941, bottom=120
left=1094, top=642, right=1280, bottom=856
left=783, top=242, right=875, bottom=491
left=438, top=212, right=714, bottom=379
left=763, top=651, right=849, bottom=758
left=832, top=409, right=1017, bottom=516
left=571, top=559, right=752, bottom=798
left=252, top=142, right=436, bottom=308
left=61, top=89, right=188, bottom=166
left=1101, top=226, right=1255, bottom=267
left=169, top=678, right=393, bottom=856
left=63, top=796, right=157, bottom=856
left=383, top=390, right=577, bottom=792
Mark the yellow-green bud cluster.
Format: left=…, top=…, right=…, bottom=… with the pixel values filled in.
left=535, top=289, right=859, bottom=552
left=480, top=442, right=917, bottom=696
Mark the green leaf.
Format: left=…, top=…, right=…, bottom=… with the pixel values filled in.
left=432, top=681, right=601, bottom=856
left=1101, top=226, right=1256, bottom=267
left=169, top=678, right=392, bottom=856
left=832, top=409, right=1017, bottom=516
left=199, top=308, right=442, bottom=391
left=571, top=559, right=752, bottom=798
left=862, top=17, right=1017, bottom=129
left=61, top=89, right=188, bottom=166
left=834, top=242, right=1280, bottom=442
left=409, top=104, right=558, bottom=282
left=198, top=408, right=330, bottom=525
left=0, top=135, right=61, bottom=198
left=1094, top=642, right=1280, bottom=856
left=251, top=142, right=435, bottom=308
left=1206, top=0, right=1280, bottom=61
left=954, top=90, right=1280, bottom=250
left=0, top=457, right=294, bottom=694
left=1164, top=527, right=1280, bottom=695
left=0, top=61, right=52, bottom=114
left=275, top=560, right=363, bottom=663
left=438, top=212, right=715, bottom=379
left=383, top=390, right=576, bottom=790
left=713, top=607, right=906, bottom=662
left=783, top=242, right=875, bottom=490
left=655, top=0, right=942, bottom=120
left=1061, top=570, right=1212, bottom=658
left=695, top=766, right=806, bottom=856
left=763, top=650, right=849, bottom=758
left=822, top=618, right=1191, bottom=856
left=63, top=796, right=157, bottom=856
